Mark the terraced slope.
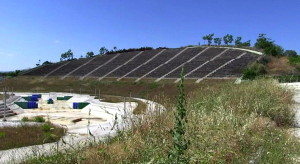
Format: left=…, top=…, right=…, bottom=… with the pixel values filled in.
left=22, top=47, right=261, bottom=81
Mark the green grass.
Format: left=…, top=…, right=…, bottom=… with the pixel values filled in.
left=0, top=123, right=65, bottom=150
left=21, top=116, right=46, bottom=122
left=24, top=79, right=300, bottom=163
left=289, top=56, right=300, bottom=65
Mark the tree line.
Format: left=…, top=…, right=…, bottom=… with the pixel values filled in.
left=202, top=33, right=250, bottom=47
left=59, top=46, right=165, bottom=61
left=202, top=33, right=298, bottom=56
left=47, top=33, right=298, bottom=66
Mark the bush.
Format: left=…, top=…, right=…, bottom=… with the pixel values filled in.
left=41, top=123, right=51, bottom=132
left=0, top=132, right=6, bottom=138
left=243, top=62, right=267, bottom=80
left=255, top=34, right=284, bottom=56
left=34, top=116, right=45, bottom=123
left=284, top=50, right=298, bottom=57
left=21, top=117, right=29, bottom=122
left=148, top=82, right=160, bottom=89
left=288, top=56, right=300, bottom=65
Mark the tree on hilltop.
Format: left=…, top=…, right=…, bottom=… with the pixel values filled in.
left=202, top=33, right=214, bottom=46
left=213, top=38, right=222, bottom=46
left=60, top=49, right=73, bottom=61
left=223, top=34, right=233, bottom=45
left=86, top=51, right=95, bottom=58
left=99, top=47, right=108, bottom=55
left=255, top=34, right=283, bottom=56
left=284, top=50, right=298, bottom=57
left=235, top=36, right=242, bottom=46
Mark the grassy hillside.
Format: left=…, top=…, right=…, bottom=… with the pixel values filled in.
left=267, top=56, right=299, bottom=75
left=0, top=76, right=234, bottom=103
left=24, top=79, right=300, bottom=163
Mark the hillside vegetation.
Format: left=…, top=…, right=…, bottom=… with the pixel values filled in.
left=267, top=56, right=298, bottom=75
left=24, top=79, right=300, bottom=163
left=0, top=76, right=233, bottom=102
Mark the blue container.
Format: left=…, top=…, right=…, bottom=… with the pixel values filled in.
left=27, top=101, right=38, bottom=109
left=73, top=102, right=78, bottom=109
left=31, top=95, right=38, bottom=101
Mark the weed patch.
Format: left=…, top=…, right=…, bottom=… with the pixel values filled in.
left=0, top=124, right=65, bottom=150
left=25, top=79, right=300, bottom=163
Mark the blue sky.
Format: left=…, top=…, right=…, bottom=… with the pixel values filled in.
left=0, top=0, right=299, bottom=71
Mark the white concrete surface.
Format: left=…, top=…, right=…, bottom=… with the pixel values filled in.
left=281, top=83, right=300, bottom=138
left=0, top=92, right=164, bottom=163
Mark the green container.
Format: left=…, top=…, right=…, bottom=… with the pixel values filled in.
left=15, top=102, right=28, bottom=109
left=57, top=97, right=64, bottom=100
left=64, top=96, right=73, bottom=100
left=22, top=96, right=31, bottom=101
left=78, top=102, right=89, bottom=109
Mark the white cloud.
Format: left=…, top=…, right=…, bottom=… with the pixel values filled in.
left=0, top=51, right=16, bottom=57
left=54, top=40, right=60, bottom=44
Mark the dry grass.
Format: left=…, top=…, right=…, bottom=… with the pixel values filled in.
left=100, top=95, right=124, bottom=103
left=131, top=99, right=147, bottom=114
left=99, top=95, right=147, bottom=114
left=0, top=76, right=234, bottom=102
left=25, top=79, right=300, bottom=163
left=267, top=56, right=298, bottom=75
left=0, top=94, right=9, bottom=100
left=0, top=123, right=65, bottom=150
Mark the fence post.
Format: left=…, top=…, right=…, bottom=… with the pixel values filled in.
left=99, top=89, right=101, bottom=99
left=3, top=88, right=7, bottom=122
left=124, top=96, right=126, bottom=116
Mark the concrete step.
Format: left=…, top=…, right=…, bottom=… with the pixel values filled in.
left=0, top=110, right=14, bottom=115
left=0, top=107, right=10, bottom=112
left=0, top=112, right=16, bottom=118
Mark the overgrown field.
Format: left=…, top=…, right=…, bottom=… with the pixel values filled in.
left=266, top=56, right=298, bottom=75
left=0, top=94, right=9, bottom=100
left=0, top=76, right=232, bottom=102
left=24, top=79, right=300, bottom=163
left=0, top=123, right=65, bottom=150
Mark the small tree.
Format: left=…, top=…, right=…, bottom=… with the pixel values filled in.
left=235, top=36, right=242, bottom=46
left=241, top=40, right=251, bottom=47
left=255, top=33, right=273, bottom=49
left=42, top=61, right=52, bottom=65
left=202, top=33, right=214, bottom=46
left=113, top=46, right=118, bottom=52
left=86, top=51, right=94, bottom=58
left=284, top=50, right=298, bottom=57
left=223, top=34, right=233, bottom=45
left=36, top=59, right=41, bottom=67
left=214, top=38, right=222, bottom=46
left=169, top=68, right=189, bottom=163
left=60, top=49, right=73, bottom=61
left=99, top=47, right=108, bottom=55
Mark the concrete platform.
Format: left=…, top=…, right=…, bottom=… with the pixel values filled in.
left=0, top=92, right=164, bottom=163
